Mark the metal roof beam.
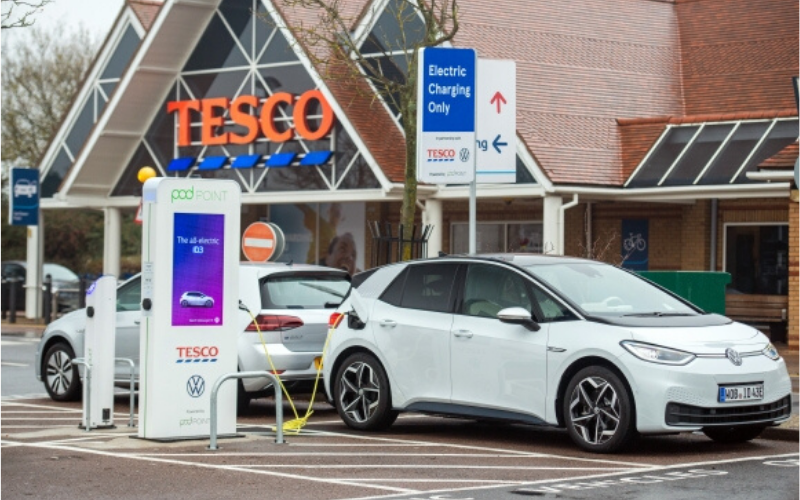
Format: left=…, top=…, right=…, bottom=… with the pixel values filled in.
left=656, top=124, right=704, bottom=186
left=729, top=119, right=777, bottom=184
left=692, top=121, right=740, bottom=185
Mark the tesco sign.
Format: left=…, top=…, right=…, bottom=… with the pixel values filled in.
left=167, top=90, right=334, bottom=147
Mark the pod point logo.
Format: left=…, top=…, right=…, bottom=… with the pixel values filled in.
left=171, top=186, right=228, bottom=203
left=186, top=374, right=205, bottom=397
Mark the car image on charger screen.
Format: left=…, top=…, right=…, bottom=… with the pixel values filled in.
left=34, top=262, right=351, bottom=414
left=323, top=254, right=792, bottom=454
left=179, top=291, right=214, bottom=307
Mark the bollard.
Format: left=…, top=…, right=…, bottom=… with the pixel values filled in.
left=9, top=278, right=18, bottom=324
left=43, top=274, right=52, bottom=324
left=79, top=277, right=87, bottom=309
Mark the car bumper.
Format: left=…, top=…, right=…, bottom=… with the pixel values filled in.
left=237, top=340, right=322, bottom=393
left=622, top=352, right=792, bottom=433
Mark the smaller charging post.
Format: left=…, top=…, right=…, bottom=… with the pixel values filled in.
left=83, top=275, right=117, bottom=429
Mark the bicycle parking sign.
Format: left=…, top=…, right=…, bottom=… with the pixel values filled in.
left=622, top=219, right=649, bottom=270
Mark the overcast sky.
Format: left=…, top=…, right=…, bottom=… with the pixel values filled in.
left=3, top=0, right=125, bottom=44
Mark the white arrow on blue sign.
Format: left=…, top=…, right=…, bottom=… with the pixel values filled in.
left=476, top=59, right=516, bottom=184
left=416, top=47, right=477, bottom=184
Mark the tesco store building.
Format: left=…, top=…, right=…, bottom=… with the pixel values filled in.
left=34, top=0, right=799, bottom=348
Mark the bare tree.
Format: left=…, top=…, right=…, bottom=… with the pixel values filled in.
left=1, top=0, right=52, bottom=29
left=279, top=0, right=460, bottom=259
left=2, top=25, right=95, bottom=169
left=1, top=25, right=100, bottom=271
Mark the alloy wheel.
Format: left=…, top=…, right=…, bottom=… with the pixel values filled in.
left=568, top=376, right=621, bottom=446
left=338, top=361, right=381, bottom=423
left=46, top=349, right=74, bottom=397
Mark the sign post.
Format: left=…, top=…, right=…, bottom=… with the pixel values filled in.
left=476, top=59, right=516, bottom=184
left=416, top=47, right=477, bottom=184
left=138, top=178, right=241, bottom=440
left=9, top=168, right=39, bottom=226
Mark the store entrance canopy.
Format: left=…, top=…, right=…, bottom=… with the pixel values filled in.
left=625, top=117, right=798, bottom=189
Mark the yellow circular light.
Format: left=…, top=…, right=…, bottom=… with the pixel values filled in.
left=137, top=166, right=157, bottom=183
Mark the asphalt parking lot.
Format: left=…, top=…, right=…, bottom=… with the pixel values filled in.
left=3, top=393, right=799, bottom=499
left=2, top=321, right=798, bottom=500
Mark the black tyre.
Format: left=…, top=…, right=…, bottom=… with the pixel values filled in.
left=333, top=352, right=398, bottom=431
left=205, top=300, right=213, bottom=308
left=237, top=379, right=251, bottom=415
left=702, top=424, right=766, bottom=443
left=563, top=365, right=636, bottom=453
left=181, top=300, right=188, bottom=307
left=43, top=342, right=81, bottom=402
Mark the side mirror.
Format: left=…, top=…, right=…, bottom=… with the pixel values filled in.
left=497, top=307, right=541, bottom=332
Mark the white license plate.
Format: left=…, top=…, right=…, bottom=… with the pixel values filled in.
left=718, top=384, right=764, bottom=403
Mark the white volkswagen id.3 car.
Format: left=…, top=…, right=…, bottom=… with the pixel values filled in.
left=323, top=255, right=792, bottom=453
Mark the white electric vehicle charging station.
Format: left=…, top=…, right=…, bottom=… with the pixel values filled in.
left=81, top=275, right=117, bottom=429
left=137, top=177, right=241, bottom=440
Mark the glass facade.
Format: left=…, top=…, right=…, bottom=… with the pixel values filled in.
left=113, top=0, right=380, bottom=196
left=725, top=224, right=789, bottom=295
left=40, top=21, right=141, bottom=198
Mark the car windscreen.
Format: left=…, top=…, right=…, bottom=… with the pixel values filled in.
left=261, top=273, right=351, bottom=310
left=522, top=263, right=698, bottom=317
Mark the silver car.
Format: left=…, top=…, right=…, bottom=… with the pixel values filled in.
left=35, top=262, right=350, bottom=413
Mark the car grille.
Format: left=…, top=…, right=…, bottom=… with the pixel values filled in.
left=665, top=396, right=791, bottom=426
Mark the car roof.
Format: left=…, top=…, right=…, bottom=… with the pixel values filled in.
left=406, top=253, right=598, bottom=267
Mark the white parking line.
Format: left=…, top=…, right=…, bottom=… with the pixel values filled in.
left=238, top=465, right=634, bottom=471
left=0, top=440, right=420, bottom=495
left=343, top=452, right=800, bottom=500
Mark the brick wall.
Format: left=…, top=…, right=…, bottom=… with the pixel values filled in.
left=680, top=200, right=710, bottom=270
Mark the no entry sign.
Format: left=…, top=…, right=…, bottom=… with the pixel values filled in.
left=241, top=222, right=285, bottom=262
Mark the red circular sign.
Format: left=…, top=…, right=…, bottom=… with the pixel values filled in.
left=241, top=222, right=279, bottom=262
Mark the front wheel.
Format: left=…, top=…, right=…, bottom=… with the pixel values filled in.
left=333, top=352, right=398, bottom=431
left=703, top=424, right=766, bottom=443
left=563, top=365, right=636, bottom=453
left=43, top=342, right=82, bottom=402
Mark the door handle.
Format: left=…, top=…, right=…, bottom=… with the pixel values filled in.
left=379, top=319, right=397, bottom=328
left=453, top=329, right=473, bottom=338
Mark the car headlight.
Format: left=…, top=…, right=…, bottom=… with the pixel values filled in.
left=620, top=341, right=696, bottom=366
left=762, top=342, right=781, bottom=361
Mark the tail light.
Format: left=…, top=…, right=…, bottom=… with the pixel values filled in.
left=328, top=312, right=345, bottom=328
left=245, top=315, right=303, bottom=332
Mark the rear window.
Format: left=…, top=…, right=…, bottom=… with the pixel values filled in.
left=261, top=273, right=351, bottom=310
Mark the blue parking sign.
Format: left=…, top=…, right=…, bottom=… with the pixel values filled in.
left=9, top=168, right=39, bottom=226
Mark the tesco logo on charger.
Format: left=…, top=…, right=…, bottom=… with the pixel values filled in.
left=426, top=148, right=456, bottom=162
left=176, top=346, right=219, bottom=363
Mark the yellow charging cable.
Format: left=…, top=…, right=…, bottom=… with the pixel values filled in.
left=243, top=305, right=343, bottom=435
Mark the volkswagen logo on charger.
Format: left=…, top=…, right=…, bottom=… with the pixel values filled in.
left=725, top=348, right=742, bottom=366
left=186, top=375, right=206, bottom=397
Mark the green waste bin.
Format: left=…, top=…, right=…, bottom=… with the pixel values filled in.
left=636, top=271, right=731, bottom=315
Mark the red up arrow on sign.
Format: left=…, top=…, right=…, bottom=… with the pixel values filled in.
left=490, top=91, right=507, bottom=113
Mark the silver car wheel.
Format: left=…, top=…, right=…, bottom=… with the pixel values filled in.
left=46, top=349, right=74, bottom=397
left=568, top=375, right=621, bottom=446
left=338, top=361, right=381, bottom=423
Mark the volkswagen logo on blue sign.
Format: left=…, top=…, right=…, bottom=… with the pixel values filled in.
left=725, top=348, right=742, bottom=366
left=459, top=148, right=470, bottom=162
left=186, top=375, right=205, bottom=397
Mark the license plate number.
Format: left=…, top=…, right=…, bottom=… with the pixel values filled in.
left=718, top=384, right=763, bottom=403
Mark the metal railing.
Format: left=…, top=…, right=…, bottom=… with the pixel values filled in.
left=115, top=358, right=136, bottom=427
left=71, top=358, right=92, bottom=432
left=208, top=371, right=284, bottom=450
